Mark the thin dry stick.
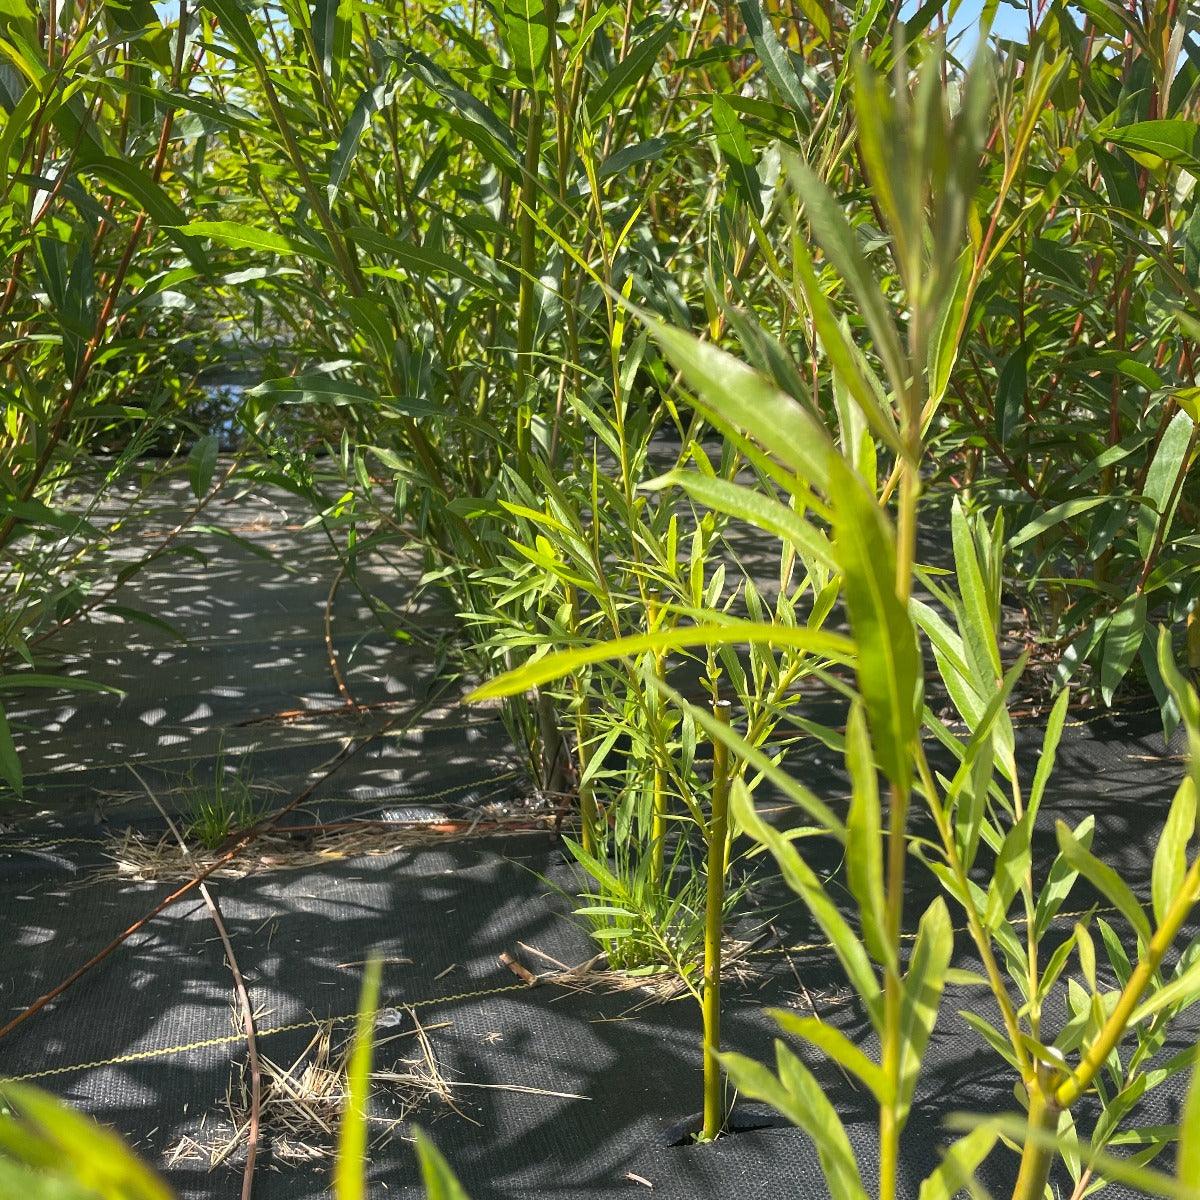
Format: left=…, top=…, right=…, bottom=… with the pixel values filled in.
left=131, top=766, right=262, bottom=1200
left=0, top=723, right=378, bottom=1044
left=323, top=557, right=356, bottom=708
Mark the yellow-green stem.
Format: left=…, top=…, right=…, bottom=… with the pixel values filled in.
left=649, top=610, right=668, bottom=886
left=879, top=447, right=922, bottom=1200
left=567, top=586, right=597, bottom=856
left=879, top=779, right=908, bottom=1200
left=514, top=87, right=546, bottom=466
left=702, top=699, right=732, bottom=1141
left=575, top=709, right=597, bottom=857
left=650, top=760, right=667, bottom=886
left=1010, top=1086, right=1061, bottom=1200
left=1055, top=851, right=1200, bottom=1109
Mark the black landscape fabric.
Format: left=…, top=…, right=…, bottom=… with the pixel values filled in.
left=1, top=476, right=1195, bottom=1199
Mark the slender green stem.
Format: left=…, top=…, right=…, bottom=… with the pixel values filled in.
left=1055, top=851, right=1200, bottom=1109
left=879, top=446, right=921, bottom=1200
left=649, top=600, right=668, bottom=887
left=916, top=749, right=1032, bottom=1079
left=568, top=587, right=598, bottom=856
left=514, top=87, right=546, bottom=467
left=701, top=698, right=732, bottom=1141
left=879, top=778, right=907, bottom=1200
left=650, top=757, right=667, bottom=885
left=1010, top=1086, right=1061, bottom=1200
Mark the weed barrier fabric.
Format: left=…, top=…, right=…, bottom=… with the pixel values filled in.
left=4, top=716, right=1196, bottom=1200
left=2, top=475, right=1195, bottom=1198
left=3, top=826, right=1197, bottom=1200
left=3, top=477, right=526, bottom=838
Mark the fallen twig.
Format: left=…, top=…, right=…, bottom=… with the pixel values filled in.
left=498, top=950, right=539, bottom=987
left=0, top=721, right=383, bottom=1044
left=132, top=766, right=263, bottom=1200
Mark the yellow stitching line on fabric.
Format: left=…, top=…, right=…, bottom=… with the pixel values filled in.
left=0, top=771, right=527, bottom=854
left=0, top=982, right=532, bottom=1085
left=0, top=905, right=1129, bottom=1084
left=939, top=699, right=1160, bottom=735
left=1059, top=700, right=1159, bottom=731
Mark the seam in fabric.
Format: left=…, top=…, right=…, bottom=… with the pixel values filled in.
left=0, top=982, right=532, bottom=1084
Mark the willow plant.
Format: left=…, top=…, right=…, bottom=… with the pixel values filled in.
left=0, top=0, right=230, bottom=793
left=469, top=29, right=1200, bottom=1195
left=929, top=0, right=1200, bottom=717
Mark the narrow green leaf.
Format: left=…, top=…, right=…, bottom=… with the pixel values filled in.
left=721, top=1044, right=869, bottom=1200
left=356, top=228, right=498, bottom=294
left=1138, top=409, right=1195, bottom=556
left=0, top=1084, right=172, bottom=1200
left=0, top=85, right=39, bottom=198
left=1034, top=816, right=1095, bottom=939
left=392, top=46, right=520, bottom=176
left=413, top=1130, right=471, bottom=1200
left=845, top=702, right=889, bottom=966
left=598, top=137, right=669, bottom=179
left=1129, top=954, right=1200, bottom=1027
left=995, top=345, right=1027, bottom=443
left=1101, top=593, right=1146, bottom=706
left=791, top=238, right=903, bottom=456
left=0, top=674, right=120, bottom=695
left=669, top=701, right=846, bottom=836
left=1157, top=630, right=1200, bottom=794
left=918, top=1126, right=999, bottom=1200
left=334, top=957, right=382, bottom=1200
left=1054, top=820, right=1152, bottom=947
left=898, top=898, right=953, bottom=1118
left=467, top=622, right=852, bottom=700
left=586, top=20, right=673, bottom=117
left=247, top=375, right=375, bottom=406
left=712, top=94, right=762, bottom=217
left=829, top=454, right=921, bottom=791
left=959, top=1010, right=1021, bottom=1070
left=732, top=781, right=881, bottom=1026
left=634, top=310, right=833, bottom=490
left=1107, top=120, right=1200, bottom=173
left=499, top=0, right=555, bottom=90
left=187, top=435, right=219, bottom=500
left=327, top=77, right=397, bottom=203
left=1009, top=497, right=1108, bottom=548
left=313, top=0, right=353, bottom=91
left=1177, top=1049, right=1200, bottom=1188
left=1152, top=777, right=1197, bottom=929
left=770, top=1010, right=888, bottom=1101
left=84, top=156, right=188, bottom=228
left=951, top=498, right=1001, bottom=681
left=736, top=0, right=809, bottom=113
left=785, top=155, right=907, bottom=400
left=179, top=221, right=316, bottom=258
left=1029, top=687, right=1070, bottom=819
left=985, top=810, right=1033, bottom=928
left=0, top=704, right=21, bottom=796
left=647, top=471, right=833, bottom=569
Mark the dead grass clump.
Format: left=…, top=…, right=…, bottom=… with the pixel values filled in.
left=187, top=1006, right=463, bottom=1170
left=102, top=815, right=555, bottom=883
left=523, top=937, right=762, bottom=1009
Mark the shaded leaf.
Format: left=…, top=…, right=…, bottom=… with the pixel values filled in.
left=829, top=455, right=920, bottom=791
